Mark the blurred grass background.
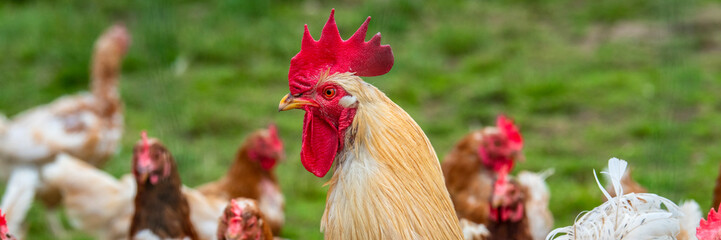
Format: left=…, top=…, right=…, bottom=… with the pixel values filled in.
left=1, top=0, right=721, bottom=239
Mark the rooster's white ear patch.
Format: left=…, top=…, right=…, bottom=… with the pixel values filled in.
left=340, top=96, right=358, bottom=108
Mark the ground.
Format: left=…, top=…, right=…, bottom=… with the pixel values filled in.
left=1, top=0, right=721, bottom=239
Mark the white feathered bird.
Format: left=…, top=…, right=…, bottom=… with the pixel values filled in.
left=546, top=157, right=683, bottom=240
left=0, top=24, right=130, bottom=236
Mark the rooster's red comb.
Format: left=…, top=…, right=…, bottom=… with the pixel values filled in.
left=497, top=115, right=523, bottom=151
left=697, top=203, right=721, bottom=240
left=288, top=9, right=394, bottom=95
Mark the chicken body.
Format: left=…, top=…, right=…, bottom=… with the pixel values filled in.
left=216, top=198, right=274, bottom=240
left=42, top=153, right=135, bottom=240
left=130, top=136, right=198, bottom=240
left=0, top=24, right=129, bottom=236
left=442, top=118, right=550, bottom=240
left=548, top=158, right=684, bottom=240
left=443, top=129, right=495, bottom=224
left=0, top=24, right=128, bottom=171
left=197, top=126, right=285, bottom=234
left=601, top=163, right=702, bottom=240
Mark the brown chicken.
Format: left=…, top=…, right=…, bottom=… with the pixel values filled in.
left=278, top=10, right=463, bottom=239
left=216, top=198, right=273, bottom=240
left=198, top=124, right=285, bottom=234
left=0, top=24, right=130, bottom=236
left=443, top=116, right=554, bottom=240
left=442, top=116, right=524, bottom=224
left=487, top=170, right=533, bottom=240
left=129, top=132, right=198, bottom=240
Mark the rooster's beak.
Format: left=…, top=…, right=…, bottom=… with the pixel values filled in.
left=278, top=93, right=318, bottom=111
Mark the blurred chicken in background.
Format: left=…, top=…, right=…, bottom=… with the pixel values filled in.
left=216, top=198, right=274, bottom=240
left=198, top=124, right=285, bottom=235
left=0, top=24, right=130, bottom=237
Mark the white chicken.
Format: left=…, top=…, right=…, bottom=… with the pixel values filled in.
left=0, top=24, right=130, bottom=236
left=547, top=157, right=683, bottom=240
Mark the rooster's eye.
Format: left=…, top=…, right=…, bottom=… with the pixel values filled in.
left=323, top=87, right=336, bottom=99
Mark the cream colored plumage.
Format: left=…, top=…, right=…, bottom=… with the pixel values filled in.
left=0, top=24, right=129, bottom=236
left=42, top=153, right=135, bottom=240
left=547, top=158, right=683, bottom=240
left=319, top=74, right=463, bottom=240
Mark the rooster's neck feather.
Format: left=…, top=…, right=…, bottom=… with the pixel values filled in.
left=320, top=74, right=463, bottom=240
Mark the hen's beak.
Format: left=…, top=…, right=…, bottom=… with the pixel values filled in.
left=278, top=93, right=318, bottom=111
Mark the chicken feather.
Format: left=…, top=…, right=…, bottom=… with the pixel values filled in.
left=547, top=158, right=682, bottom=240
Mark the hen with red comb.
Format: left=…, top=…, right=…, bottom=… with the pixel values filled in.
left=698, top=204, right=721, bottom=240
left=442, top=115, right=553, bottom=239
left=129, top=132, right=198, bottom=239
left=279, top=9, right=463, bottom=239
left=217, top=198, right=273, bottom=240
left=198, top=124, right=286, bottom=235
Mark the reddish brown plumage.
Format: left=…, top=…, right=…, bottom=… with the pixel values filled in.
left=443, top=130, right=494, bottom=224
left=129, top=135, right=198, bottom=240
left=197, top=126, right=285, bottom=234
left=443, top=118, right=545, bottom=240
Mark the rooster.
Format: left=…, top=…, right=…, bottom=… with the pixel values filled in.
left=277, top=9, right=463, bottom=239
left=547, top=157, right=684, bottom=240
left=129, top=132, right=199, bottom=240
left=697, top=204, right=721, bottom=240
left=198, top=124, right=285, bottom=234
left=0, top=24, right=130, bottom=236
left=442, top=115, right=524, bottom=224
left=1, top=210, right=17, bottom=240
left=216, top=198, right=274, bottom=240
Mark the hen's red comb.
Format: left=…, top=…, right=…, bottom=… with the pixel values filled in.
left=497, top=115, right=523, bottom=151
left=268, top=124, right=279, bottom=140
left=230, top=199, right=243, bottom=216
left=141, top=131, right=150, bottom=153
left=288, top=9, right=394, bottom=95
left=0, top=209, right=6, bottom=226
left=697, top=203, right=721, bottom=240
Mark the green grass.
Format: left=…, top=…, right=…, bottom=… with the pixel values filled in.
left=1, top=0, right=721, bottom=239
